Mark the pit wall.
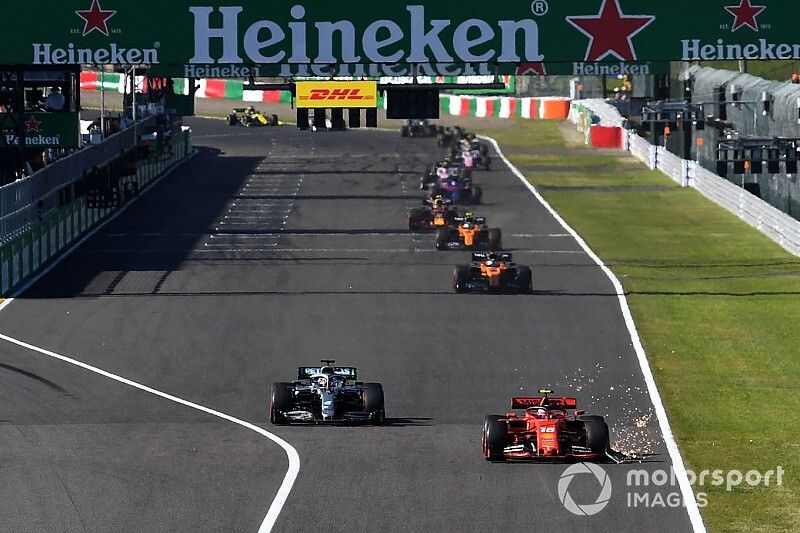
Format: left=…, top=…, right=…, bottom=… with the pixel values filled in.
left=79, top=72, right=571, bottom=120
left=0, top=129, right=192, bottom=297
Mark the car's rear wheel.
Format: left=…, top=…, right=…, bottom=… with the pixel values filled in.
left=363, top=383, right=385, bottom=425
left=487, top=228, right=502, bottom=251
left=470, top=186, right=483, bottom=205
left=435, top=228, right=450, bottom=251
left=408, top=208, right=428, bottom=230
left=401, top=126, right=409, bottom=137
left=270, top=382, right=293, bottom=425
left=579, top=415, right=610, bottom=453
left=453, top=265, right=470, bottom=293
left=514, top=266, right=532, bottom=294
left=483, top=415, right=507, bottom=461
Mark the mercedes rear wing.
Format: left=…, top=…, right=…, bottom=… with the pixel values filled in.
left=511, top=397, right=577, bottom=409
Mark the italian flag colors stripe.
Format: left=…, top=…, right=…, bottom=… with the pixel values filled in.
left=79, top=72, right=569, bottom=120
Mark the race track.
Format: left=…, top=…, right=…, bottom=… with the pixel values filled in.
left=0, top=117, right=694, bottom=531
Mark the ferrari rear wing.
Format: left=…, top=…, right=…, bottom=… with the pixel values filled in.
left=512, top=397, right=577, bottom=409
left=298, top=366, right=358, bottom=380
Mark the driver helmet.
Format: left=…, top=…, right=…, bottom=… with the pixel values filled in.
left=486, top=252, right=498, bottom=266
left=433, top=196, right=444, bottom=207
left=529, top=407, right=547, bottom=419
left=316, top=375, right=329, bottom=388
left=464, top=211, right=474, bottom=223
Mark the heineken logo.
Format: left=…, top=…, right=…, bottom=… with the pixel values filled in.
left=75, top=0, right=117, bottom=37
left=3, top=134, right=62, bottom=146
left=724, top=0, right=766, bottom=32
left=566, top=0, right=655, bottom=61
left=189, top=4, right=546, bottom=65
left=32, top=42, right=158, bottom=64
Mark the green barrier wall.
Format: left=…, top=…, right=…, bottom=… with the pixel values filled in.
left=0, top=129, right=192, bottom=297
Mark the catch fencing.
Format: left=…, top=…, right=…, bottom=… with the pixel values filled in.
left=0, top=128, right=192, bottom=296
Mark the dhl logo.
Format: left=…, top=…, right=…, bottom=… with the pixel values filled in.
left=296, top=81, right=377, bottom=109
left=300, top=88, right=367, bottom=101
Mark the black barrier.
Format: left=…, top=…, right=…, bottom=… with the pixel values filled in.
left=348, top=108, right=361, bottom=129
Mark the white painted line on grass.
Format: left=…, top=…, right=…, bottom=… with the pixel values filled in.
left=0, top=148, right=300, bottom=533
left=481, top=135, right=706, bottom=533
left=0, top=332, right=299, bottom=533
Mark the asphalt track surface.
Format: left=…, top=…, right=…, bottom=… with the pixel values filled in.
left=0, top=118, right=693, bottom=532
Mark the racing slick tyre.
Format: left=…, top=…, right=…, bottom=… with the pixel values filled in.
left=227, top=113, right=239, bottom=126
left=401, top=126, right=409, bottom=137
left=480, top=144, right=489, bottom=156
left=408, top=208, right=428, bottom=230
left=363, top=383, right=385, bottom=425
left=453, top=265, right=470, bottom=293
left=514, top=266, right=533, bottom=294
left=483, top=415, right=507, bottom=461
left=469, top=186, right=483, bottom=205
left=435, top=228, right=449, bottom=251
left=487, top=228, right=502, bottom=251
left=578, top=416, right=610, bottom=453
left=270, top=382, right=293, bottom=425
left=484, top=157, right=492, bottom=171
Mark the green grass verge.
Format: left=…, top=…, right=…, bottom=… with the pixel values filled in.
left=478, top=119, right=799, bottom=532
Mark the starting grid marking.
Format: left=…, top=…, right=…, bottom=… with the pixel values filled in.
left=204, top=146, right=311, bottom=248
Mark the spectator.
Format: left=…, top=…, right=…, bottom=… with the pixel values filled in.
left=791, top=72, right=800, bottom=84
left=44, top=86, right=65, bottom=111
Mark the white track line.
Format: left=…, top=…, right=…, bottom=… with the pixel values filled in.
left=0, top=150, right=300, bottom=532
left=482, top=135, right=706, bottom=533
left=0, top=332, right=298, bottom=533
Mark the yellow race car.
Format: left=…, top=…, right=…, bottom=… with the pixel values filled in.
left=228, top=107, right=280, bottom=127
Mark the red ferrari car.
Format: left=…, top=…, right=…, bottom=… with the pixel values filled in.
left=482, top=389, right=619, bottom=462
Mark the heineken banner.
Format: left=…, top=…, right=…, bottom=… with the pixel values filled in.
left=4, top=0, right=800, bottom=76
left=0, top=112, right=80, bottom=149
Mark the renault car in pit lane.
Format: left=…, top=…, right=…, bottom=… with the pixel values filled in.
left=435, top=212, right=502, bottom=251
left=227, top=107, right=280, bottom=127
left=270, top=361, right=385, bottom=425
left=483, top=389, right=621, bottom=462
left=453, top=252, right=531, bottom=293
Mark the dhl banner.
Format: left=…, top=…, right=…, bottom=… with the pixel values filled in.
left=296, top=81, right=377, bottom=109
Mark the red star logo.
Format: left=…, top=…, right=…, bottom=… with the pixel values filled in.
left=75, top=0, right=117, bottom=37
left=25, top=116, right=42, bottom=133
left=566, top=0, right=655, bottom=61
left=517, top=63, right=547, bottom=76
left=725, top=0, right=766, bottom=32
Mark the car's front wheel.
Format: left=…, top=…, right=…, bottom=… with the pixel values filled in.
left=483, top=415, right=507, bottom=461
left=578, top=415, right=610, bottom=453
left=270, top=382, right=293, bottom=425
left=363, top=383, right=385, bottom=425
